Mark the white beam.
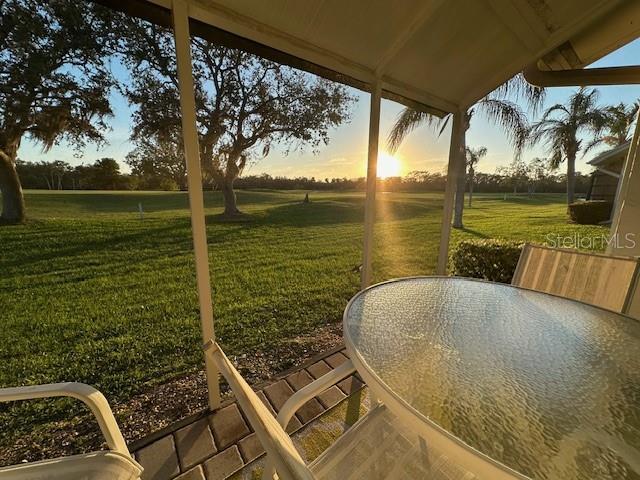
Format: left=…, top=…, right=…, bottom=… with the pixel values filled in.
left=380, top=78, right=455, bottom=116
left=156, top=0, right=375, bottom=85
left=142, top=0, right=457, bottom=115
left=361, top=82, right=382, bottom=289
left=171, top=0, right=220, bottom=409
left=524, top=63, right=640, bottom=88
left=436, top=110, right=465, bottom=275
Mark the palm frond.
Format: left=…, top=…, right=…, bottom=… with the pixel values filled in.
left=489, top=73, right=546, bottom=114
left=549, top=149, right=563, bottom=170
left=601, top=101, right=638, bottom=145
left=437, top=115, right=451, bottom=137
left=386, top=108, right=445, bottom=153
left=477, top=98, right=528, bottom=154
left=465, top=145, right=487, bottom=168
left=582, top=136, right=604, bottom=156
left=539, top=104, right=570, bottom=122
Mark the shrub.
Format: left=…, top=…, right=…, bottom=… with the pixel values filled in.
left=450, top=239, right=524, bottom=283
left=568, top=200, right=612, bottom=224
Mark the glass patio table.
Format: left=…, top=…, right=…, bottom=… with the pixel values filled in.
left=343, top=277, right=640, bottom=480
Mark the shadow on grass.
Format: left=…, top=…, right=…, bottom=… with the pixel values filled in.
left=7, top=193, right=445, bottom=273
left=493, top=194, right=569, bottom=206
left=255, top=197, right=444, bottom=228
left=459, top=227, right=490, bottom=239
left=206, top=211, right=256, bottom=224
left=21, top=190, right=292, bottom=215
left=2, top=217, right=242, bottom=272
left=0, top=218, right=26, bottom=226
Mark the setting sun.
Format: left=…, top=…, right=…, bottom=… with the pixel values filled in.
left=377, top=152, right=401, bottom=178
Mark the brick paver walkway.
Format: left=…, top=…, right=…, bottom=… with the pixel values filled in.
left=131, top=346, right=364, bottom=480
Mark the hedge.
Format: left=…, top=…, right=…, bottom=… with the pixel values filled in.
left=568, top=200, right=612, bottom=224
left=450, top=239, right=524, bottom=284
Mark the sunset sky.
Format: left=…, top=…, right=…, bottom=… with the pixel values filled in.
left=18, top=39, right=640, bottom=179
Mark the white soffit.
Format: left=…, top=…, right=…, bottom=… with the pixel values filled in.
left=146, top=0, right=638, bottom=112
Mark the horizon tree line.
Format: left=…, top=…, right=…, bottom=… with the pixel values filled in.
left=15, top=155, right=593, bottom=197
left=1, top=1, right=637, bottom=224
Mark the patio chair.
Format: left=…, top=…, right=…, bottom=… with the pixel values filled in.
left=512, top=243, right=640, bottom=314
left=0, top=382, right=142, bottom=480
left=204, top=340, right=483, bottom=480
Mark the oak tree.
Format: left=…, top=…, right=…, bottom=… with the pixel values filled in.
left=0, top=0, right=117, bottom=222
left=122, top=20, right=355, bottom=216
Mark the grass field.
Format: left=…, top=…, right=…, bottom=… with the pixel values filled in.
left=0, top=189, right=608, bottom=449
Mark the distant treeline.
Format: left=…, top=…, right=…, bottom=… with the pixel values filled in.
left=237, top=172, right=591, bottom=193
left=17, top=159, right=591, bottom=194
left=17, top=159, right=135, bottom=191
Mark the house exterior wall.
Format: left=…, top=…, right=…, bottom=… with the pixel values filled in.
left=588, top=149, right=626, bottom=204
left=608, top=129, right=639, bottom=260
left=590, top=172, right=619, bottom=202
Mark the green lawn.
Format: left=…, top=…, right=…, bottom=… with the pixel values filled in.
left=0, top=189, right=607, bottom=447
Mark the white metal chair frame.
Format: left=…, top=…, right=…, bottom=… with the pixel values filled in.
left=263, top=359, right=358, bottom=480
left=0, top=382, right=131, bottom=456
left=0, top=382, right=141, bottom=479
left=203, top=340, right=357, bottom=480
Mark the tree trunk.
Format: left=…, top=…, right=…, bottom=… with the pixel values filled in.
left=0, top=151, right=26, bottom=223
left=566, top=153, right=576, bottom=204
left=452, top=131, right=466, bottom=229
left=468, top=171, right=474, bottom=207
left=221, top=176, right=240, bottom=216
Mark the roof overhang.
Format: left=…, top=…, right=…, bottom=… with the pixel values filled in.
left=96, top=0, right=640, bottom=115
left=588, top=141, right=631, bottom=167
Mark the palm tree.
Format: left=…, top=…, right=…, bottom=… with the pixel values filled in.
left=465, top=146, right=487, bottom=207
left=387, top=73, right=543, bottom=228
left=588, top=101, right=639, bottom=149
left=527, top=88, right=608, bottom=204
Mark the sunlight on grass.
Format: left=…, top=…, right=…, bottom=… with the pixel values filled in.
left=0, top=190, right=608, bottom=448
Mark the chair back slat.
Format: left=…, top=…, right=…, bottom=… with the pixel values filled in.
left=204, top=341, right=315, bottom=480
left=627, top=278, right=640, bottom=319
left=512, top=243, right=640, bottom=314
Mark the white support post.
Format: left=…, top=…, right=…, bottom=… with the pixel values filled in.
left=361, top=82, right=382, bottom=289
left=436, top=110, right=465, bottom=275
left=171, top=0, right=220, bottom=409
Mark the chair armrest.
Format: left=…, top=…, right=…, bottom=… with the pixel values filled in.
left=0, top=382, right=130, bottom=456
left=204, top=341, right=315, bottom=480
left=276, top=359, right=356, bottom=432
left=260, top=360, right=357, bottom=480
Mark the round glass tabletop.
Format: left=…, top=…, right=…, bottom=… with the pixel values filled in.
left=343, top=277, right=640, bottom=480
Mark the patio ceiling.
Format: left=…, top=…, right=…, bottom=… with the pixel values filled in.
left=100, top=0, right=639, bottom=114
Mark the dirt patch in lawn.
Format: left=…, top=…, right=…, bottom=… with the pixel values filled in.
left=0, top=323, right=343, bottom=467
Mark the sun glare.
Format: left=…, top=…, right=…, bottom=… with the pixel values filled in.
left=377, top=152, right=401, bottom=178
